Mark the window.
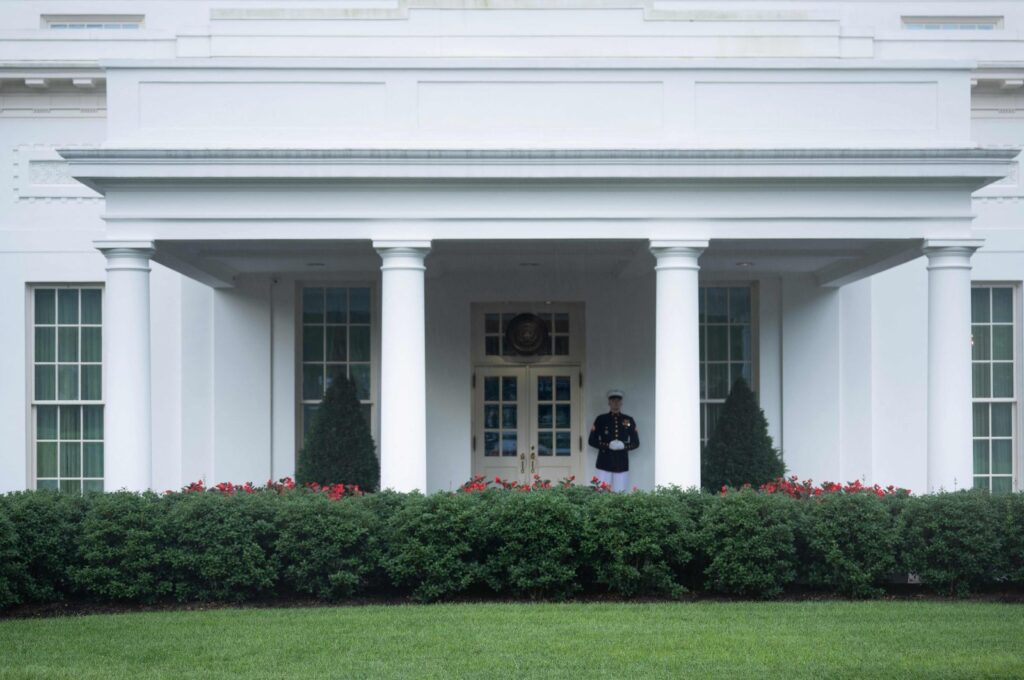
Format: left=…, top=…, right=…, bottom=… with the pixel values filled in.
left=972, top=285, right=1017, bottom=493
left=699, top=285, right=754, bottom=445
left=902, top=16, right=1002, bottom=31
left=31, top=287, right=103, bottom=493
left=43, top=15, right=143, bottom=30
left=484, top=312, right=570, bottom=357
left=300, top=287, right=373, bottom=436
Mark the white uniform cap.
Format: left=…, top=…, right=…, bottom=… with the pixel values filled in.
left=606, top=388, right=625, bottom=399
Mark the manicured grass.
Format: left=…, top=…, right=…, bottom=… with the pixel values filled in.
left=1, top=602, right=1022, bottom=678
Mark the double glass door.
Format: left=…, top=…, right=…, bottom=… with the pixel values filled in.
left=473, top=366, right=581, bottom=485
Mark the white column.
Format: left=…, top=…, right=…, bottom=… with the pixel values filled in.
left=650, top=240, right=708, bottom=489
left=95, top=240, right=155, bottom=491
left=924, top=239, right=983, bottom=493
left=374, top=240, right=431, bottom=492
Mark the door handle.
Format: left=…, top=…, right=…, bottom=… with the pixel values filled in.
left=530, top=449, right=536, bottom=474
left=520, top=452, right=526, bottom=473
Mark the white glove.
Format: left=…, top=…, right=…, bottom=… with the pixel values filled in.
left=609, top=439, right=625, bottom=451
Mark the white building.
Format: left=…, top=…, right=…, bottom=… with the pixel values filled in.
left=2, top=1, right=1023, bottom=495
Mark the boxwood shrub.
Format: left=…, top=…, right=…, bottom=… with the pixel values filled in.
left=0, top=485, right=1021, bottom=609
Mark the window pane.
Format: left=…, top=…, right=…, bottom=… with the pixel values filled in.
left=706, top=326, right=728, bottom=362
left=972, top=288, right=990, bottom=323
left=59, top=442, right=81, bottom=477
left=485, top=336, right=499, bottom=356
left=992, top=288, right=1013, bottom=323
left=350, top=364, right=371, bottom=400
left=36, top=480, right=58, bottom=491
left=83, top=443, right=103, bottom=477
left=992, top=440, right=1013, bottom=474
left=973, top=476, right=989, bottom=491
left=485, top=314, right=499, bottom=333
left=991, top=403, right=1013, bottom=437
left=992, top=477, right=1013, bottom=494
left=302, top=288, right=324, bottom=323
left=973, top=440, right=990, bottom=474
left=302, top=404, right=319, bottom=437
left=325, top=288, right=347, bottom=323
left=37, top=442, right=58, bottom=478
left=35, top=327, right=55, bottom=362
left=37, top=406, right=58, bottom=440
left=35, top=365, right=55, bottom=401
left=81, top=365, right=102, bottom=401
left=327, top=364, right=347, bottom=394
left=302, top=326, right=323, bottom=362
left=731, top=362, right=752, bottom=387
left=993, top=363, right=1014, bottom=398
left=57, top=365, right=79, bottom=400
left=57, top=289, right=78, bottom=324
left=81, top=327, right=101, bottom=362
left=301, top=365, right=323, bottom=400
left=707, top=364, right=730, bottom=399
left=705, top=403, right=724, bottom=440
left=972, top=325, right=991, bottom=361
left=325, top=326, right=347, bottom=362
left=80, top=289, right=102, bottom=324
left=554, top=336, right=570, bottom=355
left=730, top=325, right=751, bottom=362
left=82, top=406, right=103, bottom=440
left=350, top=288, right=371, bottom=324
left=59, top=480, right=81, bottom=494
left=706, top=288, right=728, bottom=323
left=992, top=326, right=1013, bottom=361
left=35, top=289, right=55, bottom=324
left=83, top=479, right=104, bottom=493
left=554, top=313, right=569, bottom=333
left=350, top=326, right=370, bottom=362
left=972, top=363, right=991, bottom=398
left=973, top=403, right=990, bottom=437
left=57, top=327, right=78, bottom=362
left=59, top=406, right=80, bottom=440
left=729, top=287, right=751, bottom=323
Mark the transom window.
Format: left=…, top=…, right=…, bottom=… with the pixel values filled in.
left=699, top=285, right=754, bottom=445
left=301, top=286, right=373, bottom=435
left=484, top=312, right=570, bottom=357
left=972, top=285, right=1017, bottom=493
left=31, top=287, right=103, bottom=493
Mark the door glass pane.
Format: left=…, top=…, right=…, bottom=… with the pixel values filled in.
left=555, top=376, right=570, bottom=401
left=484, top=377, right=499, bottom=401
left=502, top=405, right=517, bottom=428
left=556, top=432, right=571, bottom=456
left=538, top=431, right=552, bottom=456
left=502, top=377, right=517, bottom=401
left=555, top=404, right=571, bottom=428
left=35, top=289, right=55, bottom=324
left=484, top=405, right=499, bottom=428
left=57, top=289, right=78, bottom=324
left=537, top=404, right=552, bottom=428
left=537, top=376, right=552, bottom=401
left=501, top=432, right=517, bottom=457
left=484, top=432, right=499, bottom=457
left=81, top=289, right=102, bottom=324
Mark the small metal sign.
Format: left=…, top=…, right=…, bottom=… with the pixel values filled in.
left=504, top=313, right=550, bottom=356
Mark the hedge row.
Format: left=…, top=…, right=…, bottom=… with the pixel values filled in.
left=1, top=488, right=1022, bottom=609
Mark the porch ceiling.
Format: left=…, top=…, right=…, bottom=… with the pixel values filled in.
left=154, top=237, right=922, bottom=289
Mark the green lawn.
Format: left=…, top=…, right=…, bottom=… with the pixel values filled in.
left=1, top=602, right=1022, bottom=678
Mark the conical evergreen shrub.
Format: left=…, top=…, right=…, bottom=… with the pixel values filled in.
left=701, top=377, right=785, bottom=491
left=297, top=375, right=379, bottom=491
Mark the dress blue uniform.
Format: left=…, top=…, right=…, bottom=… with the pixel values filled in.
left=589, top=411, right=640, bottom=473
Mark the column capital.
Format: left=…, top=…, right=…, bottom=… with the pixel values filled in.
left=649, top=240, right=708, bottom=271
left=95, top=240, right=155, bottom=272
left=922, top=239, right=984, bottom=269
left=374, top=240, right=431, bottom=272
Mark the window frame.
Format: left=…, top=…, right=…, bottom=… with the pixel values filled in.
left=971, top=282, right=1020, bottom=493
left=26, top=284, right=105, bottom=492
left=699, top=282, right=760, bottom=446
left=294, top=281, right=380, bottom=459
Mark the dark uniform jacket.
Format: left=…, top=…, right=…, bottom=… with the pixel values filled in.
left=588, top=411, right=640, bottom=473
